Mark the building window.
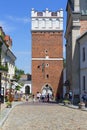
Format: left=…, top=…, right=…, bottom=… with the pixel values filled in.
left=83, top=76, right=85, bottom=90
left=46, top=74, right=49, bottom=79
left=44, top=49, right=48, bottom=54
left=83, top=47, right=85, bottom=61
left=46, top=63, right=49, bottom=67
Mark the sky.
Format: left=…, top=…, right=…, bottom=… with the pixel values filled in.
left=0, top=0, right=67, bottom=74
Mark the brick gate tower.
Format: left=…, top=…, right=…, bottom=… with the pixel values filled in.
left=31, top=8, right=63, bottom=100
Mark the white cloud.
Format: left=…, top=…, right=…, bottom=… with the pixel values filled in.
left=7, top=15, right=30, bottom=24
left=0, top=20, right=16, bottom=33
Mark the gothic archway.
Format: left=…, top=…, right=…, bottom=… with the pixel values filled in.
left=41, top=84, right=53, bottom=96
left=25, top=85, right=30, bottom=95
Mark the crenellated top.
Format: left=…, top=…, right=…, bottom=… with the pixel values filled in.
left=31, top=8, right=63, bottom=31
left=31, top=8, right=63, bottom=17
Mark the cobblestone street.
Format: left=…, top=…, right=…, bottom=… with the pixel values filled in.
left=1, top=102, right=87, bottom=130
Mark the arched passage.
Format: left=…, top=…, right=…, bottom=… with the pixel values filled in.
left=25, top=85, right=30, bottom=95
left=41, top=84, right=53, bottom=97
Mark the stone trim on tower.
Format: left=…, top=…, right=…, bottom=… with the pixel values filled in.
left=31, top=8, right=63, bottom=31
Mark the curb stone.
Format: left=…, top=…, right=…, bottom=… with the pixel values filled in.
left=59, top=103, right=87, bottom=111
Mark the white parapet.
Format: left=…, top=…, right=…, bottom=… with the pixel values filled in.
left=31, top=8, right=63, bottom=31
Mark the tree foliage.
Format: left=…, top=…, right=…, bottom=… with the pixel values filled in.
left=14, top=67, right=25, bottom=81
left=15, top=85, right=21, bottom=90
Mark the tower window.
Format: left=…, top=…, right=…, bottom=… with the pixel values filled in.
left=45, top=49, right=48, bottom=54
left=46, top=74, right=49, bottom=79
left=37, top=65, right=40, bottom=69
left=46, top=63, right=49, bottom=67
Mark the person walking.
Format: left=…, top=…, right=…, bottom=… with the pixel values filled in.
left=32, top=94, right=35, bottom=103
left=26, top=95, right=29, bottom=102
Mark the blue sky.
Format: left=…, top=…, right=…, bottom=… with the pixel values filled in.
left=0, top=0, right=67, bottom=74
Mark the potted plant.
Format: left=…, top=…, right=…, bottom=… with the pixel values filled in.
left=6, top=101, right=12, bottom=108
left=78, top=102, right=85, bottom=109
left=6, top=94, right=13, bottom=108
left=63, top=99, right=71, bottom=105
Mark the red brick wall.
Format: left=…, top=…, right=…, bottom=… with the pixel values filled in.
left=32, top=31, right=63, bottom=99
left=32, top=32, right=63, bottom=58
left=80, top=21, right=87, bottom=34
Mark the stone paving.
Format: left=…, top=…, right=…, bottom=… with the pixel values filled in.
left=0, top=101, right=23, bottom=129
left=1, top=102, right=87, bottom=130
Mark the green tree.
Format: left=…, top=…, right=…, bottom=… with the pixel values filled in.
left=15, top=85, right=21, bottom=91
left=14, top=67, right=25, bottom=81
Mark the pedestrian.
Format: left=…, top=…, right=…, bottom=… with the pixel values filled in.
left=32, top=94, right=35, bottom=103
left=26, top=95, right=29, bottom=102
left=82, top=94, right=86, bottom=103
left=69, top=91, right=72, bottom=103
left=36, top=92, right=41, bottom=101
left=47, top=93, right=49, bottom=102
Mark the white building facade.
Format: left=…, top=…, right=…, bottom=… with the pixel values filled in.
left=0, top=27, right=16, bottom=99
left=65, top=0, right=87, bottom=104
